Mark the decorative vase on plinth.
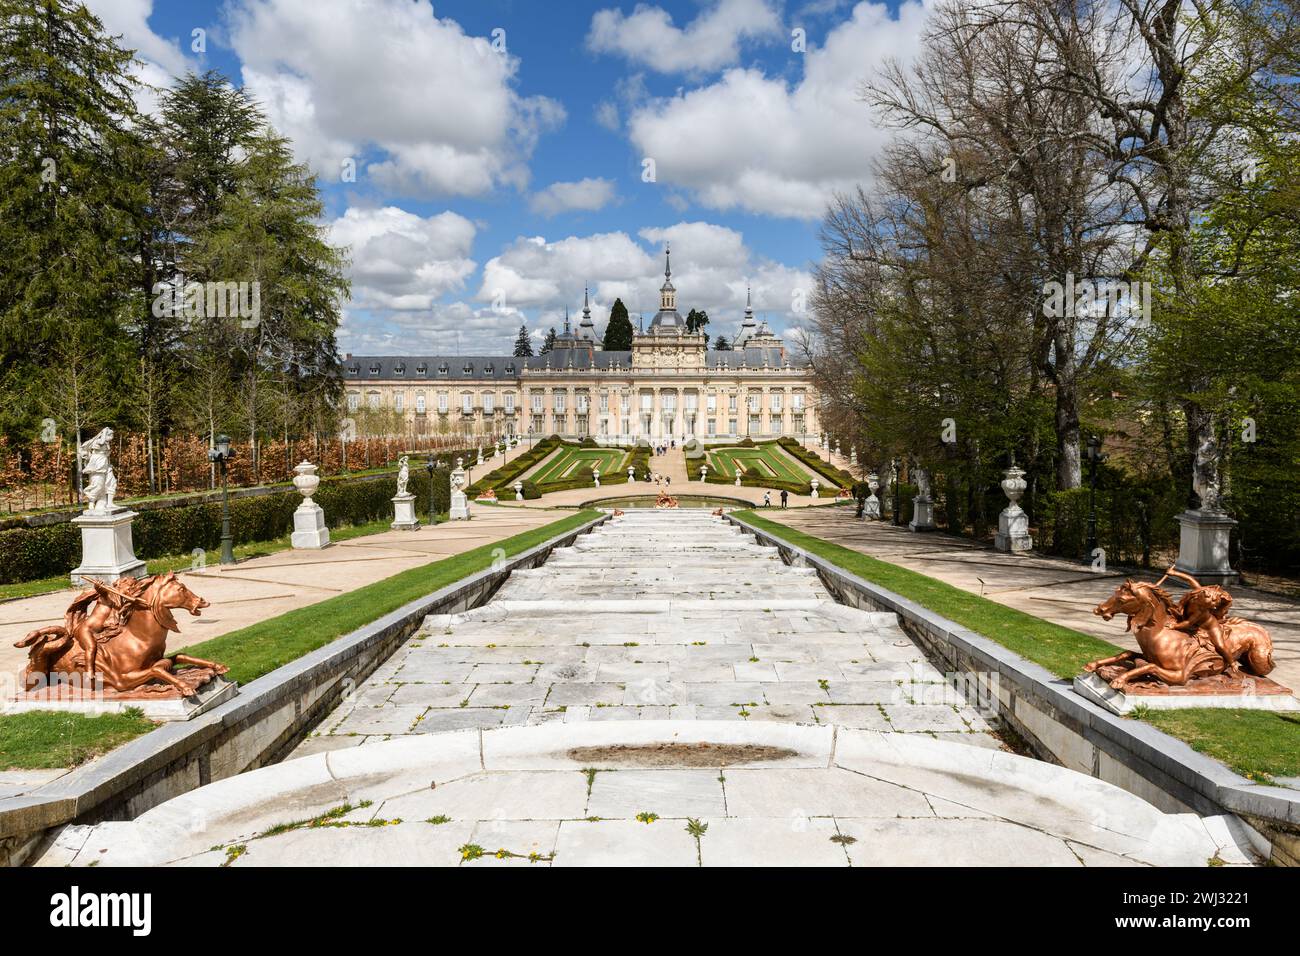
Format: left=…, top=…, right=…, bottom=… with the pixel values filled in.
left=291, top=460, right=330, bottom=549
left=449, top=458, right=471, bottom=520
left=514, top=481, right=524, bottom=501
left=993, top=465, right=1032, bottom=553
left=810, top=478, right=820, bottom=499
left=70, top=508, right=147, bottom=585
left=1174, top=510, right=1239, bottom=584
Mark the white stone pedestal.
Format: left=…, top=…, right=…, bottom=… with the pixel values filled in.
left=909, top=496, right=936, bottom=532
left=391, top=493, right=420, bottom=531
left=70, top=508, right=147, bottom=586
left=993, top=505, right=1032, bottom=553
left=1175, top=510, right=1239, bottom=584
left=291, top=502, right=330, bottom=549
left=862, top=495, right=880, bottom=519
left=449, top=490, right=471, bottom=521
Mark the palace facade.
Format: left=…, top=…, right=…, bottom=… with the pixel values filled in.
left=341, top=249, right=820, bottom=443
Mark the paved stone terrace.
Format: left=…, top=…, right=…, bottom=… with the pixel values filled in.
left=299, top=510, right=994, bottom=746
left=44, top=510, right=1260, bottom=867
left=760, top=508, right=1300, bottom=692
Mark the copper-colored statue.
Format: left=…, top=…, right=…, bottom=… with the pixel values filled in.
left=1085, top=567, right=1274, bottom=689
left=15, top=572, right=227, bottom=695
left=655, top=490, right=679, bottom=509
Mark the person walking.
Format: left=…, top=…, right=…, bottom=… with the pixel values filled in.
left=780, top=489, right=788, bottom=509
left=763, top=490, right=771, bottom=508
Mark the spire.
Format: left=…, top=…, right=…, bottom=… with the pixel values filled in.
left=564, top=306, right=571, bottom=334
left=664, top=243, right=671, bottom=279
left=582, top=285, right=592, bottom=322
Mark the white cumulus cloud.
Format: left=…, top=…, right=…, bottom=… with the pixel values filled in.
left=626, top=0, right=932, bottom=218
left=329, top=206, right=477, bottom=311
left=587, top=0, right=783, bottom=75
left=529, top=178, right=618, bottom=217
left=227, top=0, right=564, bottom=197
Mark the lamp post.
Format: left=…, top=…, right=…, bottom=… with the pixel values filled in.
left=426, top=458, right=436, bottom=526
left=891, top=456, right=903, bottom=527
left=527, top=425, right=534, bottom=452
left=1085, top=434, right=1104, bottom=561
left=207, top=434, right=235, bottom=565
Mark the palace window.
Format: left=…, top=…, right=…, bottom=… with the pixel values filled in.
left=394, top=363, right=405, bottom=376
left=599, top=394, right=609, bottom=413
left=505, top=362, right=515, bottom=374
left=483, top=392, right=495, bottom=413
left=771, top=393, right=783, bottom=413
left=394, top=393, right=404, bottom=413
left=729, top=418, right=737, bottom=434
left=484, top=363, right=494, bottom=374
left=461, top=392, right=473, bottom=413
left=663, top=393, right=676, bottom=412
left=707, top=419, right=716, bottom=435
left=749, top=414, right=760, bottom=432
left=707, top=395, right=716, bottom=413
left=748, top=395, right=760, bottom=413
left=347, top=392, right=360, bottom=411
left=792, top=392, right=805, bottom=410
left=685, top=393, right=698, bottom=411
left=728, top=396, right=737, bottom=413
left=505, top=392, right=515, bottom=413
left=438, top=392, right=449, bottom=413
left=415, top=393, right=426, bottom=414
left=577, top=393, right=589, bottom=414
left=554, top=392, right=567, bottom=413
left=463, top=362, right=473, bottom=375
left=438, top=363, right=449, bottom=374
left=640, top=393, right=652, bottom=410
left=621, top=397, right=630, bottom=415
left=367, top=391, right=381, bottom=410
left=416, top=363, right=427, bottom=375
left=531, top=392, right=543, bottom=412
left=369, top=363, right=381, bottom=375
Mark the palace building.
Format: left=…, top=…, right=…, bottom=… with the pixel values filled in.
left=341, top=248, right=819, bottom=443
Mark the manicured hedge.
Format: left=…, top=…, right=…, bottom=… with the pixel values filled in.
left=0, top=466, right=455, bottom=585
left=778, top=437, right=853, bottom=487
left=468, top=437, right=561, bottom=496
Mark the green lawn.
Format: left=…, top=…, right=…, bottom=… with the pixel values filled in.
left=1137, top=710, right=1300, bottom=783
left=531, top=446, right=630, bottom=485
left=707, top=444, right=817, bottom=485
left=0, top=709, right=157, bottom=772
left=735, top=510, right=1300, bottom=784
left=0, top=510, right=600, bottom=770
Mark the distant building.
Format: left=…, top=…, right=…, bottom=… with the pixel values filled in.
left=341, top=247, right=819, bottom=443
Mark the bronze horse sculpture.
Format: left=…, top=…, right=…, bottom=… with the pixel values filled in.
left=1085, top=568, right=1274, bottom=690
left=16, top=572, right=228, bottom=695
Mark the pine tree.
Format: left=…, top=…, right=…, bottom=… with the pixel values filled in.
left=712, top=335, right=731, bottom=351
left=0, top=0, right=143, bottom=439
left=686, top=308, right=710, bottom=335
left=540, top=327, right=558, bottom=354
left=513, top=324, right=533, bottom=357
left=603, top=297, right=634, bottom=350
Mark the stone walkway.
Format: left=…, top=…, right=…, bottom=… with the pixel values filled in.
left=0, top=507, right=562, bottom=690
left=44, top=510, right=1259, bottom=866
left=762, top=509, right=1300, bottom=692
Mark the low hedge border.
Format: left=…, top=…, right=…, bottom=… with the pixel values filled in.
left=0, top=465, right=458, bottom=585
left=777, top=437, right=853, bottom=488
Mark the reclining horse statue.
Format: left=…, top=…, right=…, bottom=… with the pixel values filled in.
left=1085, top=568, right=1274, bottom=690
left=16, top=571, right=227, bottom=695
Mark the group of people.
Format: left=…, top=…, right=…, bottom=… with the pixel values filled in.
left=761, top=489, right=790, bottom=509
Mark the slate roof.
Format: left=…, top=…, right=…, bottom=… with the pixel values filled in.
left=341, top=348, right=808, bottom=382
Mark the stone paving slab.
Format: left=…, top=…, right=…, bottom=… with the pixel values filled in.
left=45, top=722, right=1256, bottom=867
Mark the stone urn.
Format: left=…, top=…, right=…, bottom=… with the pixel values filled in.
left=734, top=473, right=742, bottom=487
left=292, top=460, right=320, bottom=505
left=627, top=466, right=635, bottom=484
left=810, top=477, right=820, bottom=499
left=699, top=465, right=708, bottom=481
left=514, top=480, right=524, bottom=501
left=593, top=467, right=601, bottom=488
left=863, top=473, right=881, bottom=519
left=994, top=464, right=1032, bottom=553
left=291, top=460, right=329, bottom=549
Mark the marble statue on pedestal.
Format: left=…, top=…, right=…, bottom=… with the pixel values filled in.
left=391, top=455, right=419, bottom=531
left=910, top=465, right=936, bottom=532
left=1175, top=429, right=1238, bottom=583
left=70, top=427, right=146, bottom=585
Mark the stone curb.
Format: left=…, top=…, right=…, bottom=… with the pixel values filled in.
left=46, top=720, right=1237, bottom=867
left=0, top=512, right=608, bottom=860
left=727, top=513, right=1300, bottom=861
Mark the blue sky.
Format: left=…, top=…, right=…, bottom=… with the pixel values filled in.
left=89, top=0, right=929, bottom=354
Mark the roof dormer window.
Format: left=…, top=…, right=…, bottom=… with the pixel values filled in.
left=438, top=363, right=449, bottom=374
left=463, top=362, right=473, bottom=374
left=416, top=363, right=427, bottom=375
left=347, top=365, right=359, bottom=375
left=484, top=362, right=494, bottom=374
left=394, top=363, right=405, bottom=375
left=505, top=362, right=515, bottom=374
left=369, top=363, right=381, bottom=374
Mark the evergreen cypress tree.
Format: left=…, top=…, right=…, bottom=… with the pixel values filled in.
left=712, top=334, right=731, bottom=350
left=513, top=324, right=533, bottom=356
left=602, top=297, right=634, bottom=350
left=540, top=327, right=558, bottom=353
